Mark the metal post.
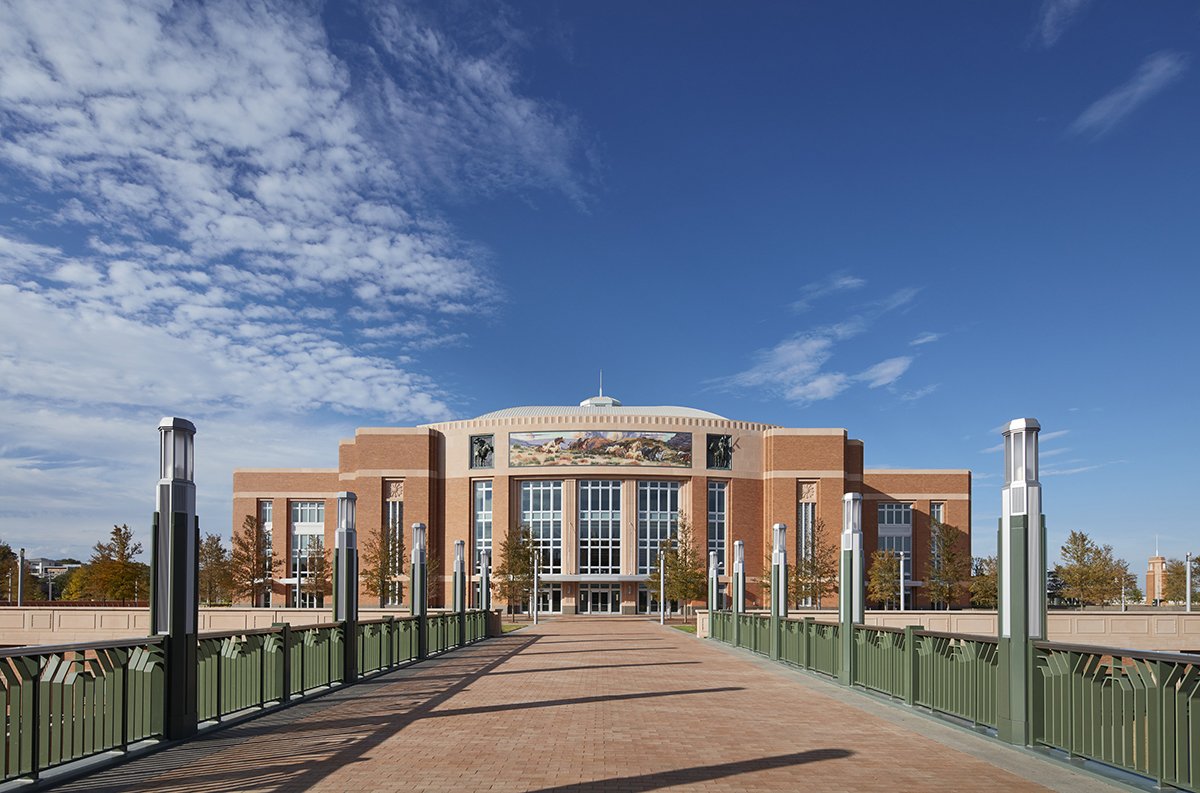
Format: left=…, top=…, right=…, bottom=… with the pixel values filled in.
left=1187, top=553, right=1192, bottom=613
left=839, top=493, right=864, bottom=686
left=770, top=523, right=787, bottom=661
left=152, top=417, right=199, bottom=740
left=453, top=540, right=466, bottom=646
left=708, top=550, right=719, bottom=621
left=333, top=492, right=358, bottom=683
left=899, top=551, right=907, bottom=612
left=997, top=418, right=1044, bottom=747
left=411, top=523, right=427, bottom=659
left=733, top=541, right=745, bottom=647
left=532, top=560, right=540, bottom=626
left=16, top=548, right=23, bottom=607
left=659, top=549, right=666, bottom=625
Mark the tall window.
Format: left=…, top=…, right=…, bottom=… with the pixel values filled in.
left=707, top=482, right=726, bottom=575
left=797, top=502, right=815, bottom=559
left=579, top=480, right=621, bottom=575
left=638, top=481, right=679, bottom=574
left=474, top=481, right=493, bottom=574
left=259, top=500, right=273, bottom=607
left=930, top=502, right=945, bottom=524
left=384, top=498, right=404, bottom=605
left=520, top=481, right=562, bottom=574
left=878, top=502, right=913, bottom=583
left=291, top=500, right=324, bottom=608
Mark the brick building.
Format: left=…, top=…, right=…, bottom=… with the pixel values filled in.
left=232, top=393, right=971, bottom=612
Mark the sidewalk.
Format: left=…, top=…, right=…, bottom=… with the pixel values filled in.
left=50, top=617, right=1125, bottom=792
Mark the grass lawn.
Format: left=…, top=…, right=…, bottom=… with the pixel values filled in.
left=502, top=624, right=524, bottom=633
left=671, top=625, right=696, bottom=634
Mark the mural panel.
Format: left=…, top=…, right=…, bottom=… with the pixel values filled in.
left=509, top=431, right=692, bottom=468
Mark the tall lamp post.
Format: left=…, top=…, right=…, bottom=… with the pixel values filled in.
left=997, top=418, right=1044, bottom=747
left=333, top=492, right=358, bottom=683
left=770, top=523, right=787, bottom=662
left=152, top=417, right=199, bottom=740
left=1187, top=552, right=1192, bottom=614
left=839, top=493, right=864, bottom=686
left=411, top=522, right=427, bottom=659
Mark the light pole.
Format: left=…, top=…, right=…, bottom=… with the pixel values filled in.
left=1187, top=552, right=1192, bottom=613
left=898, top=551, right=907, bottom=612
left=17, top=548, right=24, bottom=607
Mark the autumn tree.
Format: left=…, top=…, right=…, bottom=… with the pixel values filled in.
left=198, top=533, right=233, bottom=605
left=0, top=541, right=44, bottom=602
left=970, top=556, right=998, bottom=609
left=361, top=518, right=406, bottom=607
left=1057, top=530, right=1108, bottom=609
left=494, top=525, right=536, bottom=617
left=87, top=525, right=144, bottom=603
left=867, top=549, right=901, bottom=609
left=1162, top=556, right=1200, bottom=604
left=230, top=515, right=281, bottom=607
left=300, top=542, right=331, bottom=608
left=925, top=519, right=970, bottom=609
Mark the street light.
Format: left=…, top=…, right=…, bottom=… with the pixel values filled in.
left=1187, top=552, right=1193, bottom=614
left=898, top=550, right=907, bottom=612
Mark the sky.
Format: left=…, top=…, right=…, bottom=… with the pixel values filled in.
left=0, top=1, right=1197, bottom=572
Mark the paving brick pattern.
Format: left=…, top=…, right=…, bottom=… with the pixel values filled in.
left=53, top=617, right=1084, bottom=792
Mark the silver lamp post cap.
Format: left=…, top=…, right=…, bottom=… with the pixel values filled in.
left=336, top=491, right=357, bottom=502
left=772, top=524, right=787, bottom=554
left=158, top=417, right=196, bottom=433
left=1002, top=418, right=1040, bottom=435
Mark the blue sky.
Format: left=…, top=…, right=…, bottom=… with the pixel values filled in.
left=1, top=1, right=1196, bottom=572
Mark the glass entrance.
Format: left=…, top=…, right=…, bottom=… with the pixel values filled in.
left=578, top=583, right=621, bottom=614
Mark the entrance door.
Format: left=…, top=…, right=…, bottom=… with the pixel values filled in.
left=580, top=583, right=620, bottom=614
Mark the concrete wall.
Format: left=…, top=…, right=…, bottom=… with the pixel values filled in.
left=695, top=609, right=1200, bottom=654
left=0, top=606, right=418, bottom=648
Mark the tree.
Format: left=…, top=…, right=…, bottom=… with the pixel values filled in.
left=88, top=525, right=144, bottom=603
left=198, top=533, right=232, bottom=605
left=361, top=518, right=406, bottom=607
left=230, top=515, right=281, bottom=607
left=300, top=542, right=330, bottom=608
left=867, top=549, right=901, bottom=609
left=647, top=512, right=705, bottom=616
left=1057, top=530, right=1112, bottom=610
left=494, top=525, right=536, bottom=617
left=1161, top=556, right=1199, bottom=604
left=0, top=541, right=43, bottom=602
left=1046, top=567, right=1066, bottom=605
left=925, top=519, right=970, bottom=609
left=792, top=517, right=838, bottom=608
left=970, top=556, right=998, bottom=609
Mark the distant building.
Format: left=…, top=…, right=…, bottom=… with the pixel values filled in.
left=233, top=394, right=972, bottom=613
left=1146, top=556, right=1166, bottom=604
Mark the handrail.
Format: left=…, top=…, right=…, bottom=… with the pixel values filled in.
left=198, top=626, right=282, bottom=641
left=0, top=634, right=165, bottom=659
left=1032, top=638, right=1199, bottom=663
left=915, top=629, right=999, bottom=644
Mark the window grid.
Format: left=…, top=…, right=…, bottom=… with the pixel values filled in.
left=879, top=535, right=913, bottom=582
left=259, top=500, right=273, bottom=607
left=707, top=482, right=726, bottom=575
left=797, top=501, right=815, bottom=559
left=878, top=502, right=912, bottom=528
left=291, top=533, right=323, bottom=608
left=930, top=502, right=945, bottom=524
left=579, top=480, right=622, bottom=575
left=382, top=500, right=404, bottom=605
left=292, top=501, right=324, bottom=526
left=638, top=481, right=679, bottom=574
left=474, top=481, right=493, bottom=575
left=520, top=481, right=562, bottom=574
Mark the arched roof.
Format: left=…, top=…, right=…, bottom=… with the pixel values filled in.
left=471, top=405, right=729, bottom=420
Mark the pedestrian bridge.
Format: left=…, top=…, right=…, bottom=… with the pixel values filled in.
left=32, top=617, right=1119, bottom=793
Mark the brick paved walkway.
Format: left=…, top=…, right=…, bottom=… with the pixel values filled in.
left=51, top=617, right=1122, bottom=793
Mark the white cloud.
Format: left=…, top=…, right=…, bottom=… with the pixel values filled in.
left=980, top=443, right=1005, bottom=453
left=899, top=384, right=939, bottom=402
left=1040, top=430, right=1070, bottom=441
left=0, top=1, right=590, bottom=556
left=1031, top=0, right=1093, bottom=49
left=723, top=288, right=918, bottom=405
left=856, top=357, right=912, bottom=388
left=790, top=271, right=865, bottom=313
left=1068, top=52, right=1188, bottom=138
left=910, top=332, right=941, bottom=346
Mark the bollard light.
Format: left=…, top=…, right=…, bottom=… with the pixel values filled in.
left=333, top=492, right=357, bottom=624
left=412, top=522, right=426, bottom=565
left=454, top=539, right=465, bottom=571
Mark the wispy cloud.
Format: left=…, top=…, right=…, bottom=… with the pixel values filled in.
left=1068, top=52, right=1188, bottom=138
left=980, top=443, right=1004, bottom=454
left=1031, top=0, right=1093, bottom=49
left=723, top=288, right=919, bottom=405
left=899, top=384, right=938, bottom=402
left=790, top=271, right=865, bottom=313
left=909, top=332, right=941, bottom=346
left=0, top=0, right=590, bottom=554
left=1040, top=430, right=1070, bottom=441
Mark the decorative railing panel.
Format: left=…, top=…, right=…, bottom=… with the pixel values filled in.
left=914, top=631, right=998, bottom=728
left=0, top=638, right=165, bottom=782
left=1034, top=641, right=1200, bottom=792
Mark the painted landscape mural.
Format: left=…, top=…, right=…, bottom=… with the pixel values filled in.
left=509, top=431, right=692, bottom=467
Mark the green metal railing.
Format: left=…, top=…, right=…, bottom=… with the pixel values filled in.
left=1033, top=641, right=1200, bottom=792
left=914, top=630, right=997, bottom=728
left=0, top=637, right=165, bottom=782
left=3, top=609, right=491, bottom=784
